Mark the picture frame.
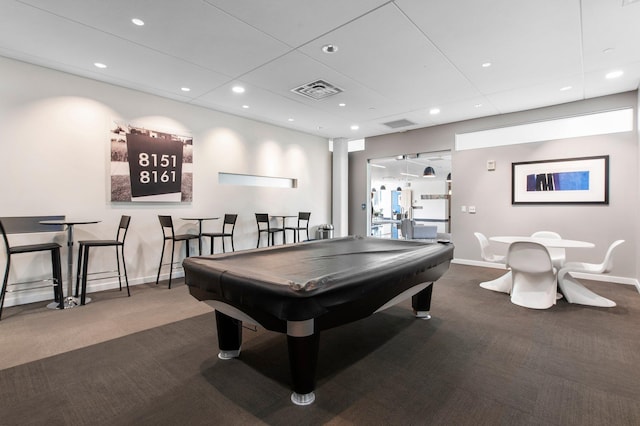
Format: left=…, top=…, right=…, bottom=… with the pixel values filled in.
left=110, top=122, right=193, bottom=203
left=512, top=155, right=609, bottom=204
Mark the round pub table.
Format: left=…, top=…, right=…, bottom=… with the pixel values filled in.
left=40, top=219, right=100, bottom=309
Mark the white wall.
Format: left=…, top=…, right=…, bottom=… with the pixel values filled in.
left=352, top=92, right=638, bottom=284
left=0, top=56, right=331, bottom=307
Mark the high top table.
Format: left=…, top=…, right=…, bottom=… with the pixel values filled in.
left=40, top=219, right=100, bottom=309
left=270, top=215, right=297, bottom=243
left=181, top=217, right=219, bottom=254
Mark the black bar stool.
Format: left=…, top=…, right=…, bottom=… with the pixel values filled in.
left=285, top=212, right=311, bottom=243
left=255, top=213, right=283, bottom=247
left=202, top=214, right=238, bottom=253
left=1, top=217, right=64, bottom=320
left=156, top=215, right=199, bottom=289
left=75, top=215, right=131, bottom=305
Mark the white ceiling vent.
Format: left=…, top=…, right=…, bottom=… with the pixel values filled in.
left=291, top=79, right=343, bottom=100
left=383, top=119, right=416, bottom=129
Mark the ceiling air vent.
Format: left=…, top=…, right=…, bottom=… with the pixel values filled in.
left=291, top=79, right=343, bottom=100
left=383, top=119, right=416, bottom=129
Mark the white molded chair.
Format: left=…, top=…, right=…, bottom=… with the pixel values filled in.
left=531, top=231, right=565, bottom=269
left=474, top=232, right=511, bottom=293
left=507, top=241, right=557, bottom=309
left=557, top=240, right=624, bottom=308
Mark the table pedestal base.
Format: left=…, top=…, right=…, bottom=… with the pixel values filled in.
left=46, top=296, right=92, bottom=310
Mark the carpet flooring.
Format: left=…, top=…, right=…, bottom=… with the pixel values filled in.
left=2, top=264, right=640, bottom=425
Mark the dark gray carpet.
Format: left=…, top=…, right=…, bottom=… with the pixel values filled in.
left=3, top=264, right=640, bottom=425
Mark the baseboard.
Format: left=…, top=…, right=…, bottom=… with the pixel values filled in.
left=451, top=258, right=640, bottom=292
left=2, top=270, right=185, bottom=308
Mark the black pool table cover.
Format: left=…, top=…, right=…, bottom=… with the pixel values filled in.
left=184, top=235, right=453, bottom=404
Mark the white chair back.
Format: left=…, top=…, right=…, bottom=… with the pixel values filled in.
left=531, top=230, right=565, bottom=268
left=600, top=239, right=625, bottom=273
left=507, top=241, right=557, bottom=309
left=474, top=232, right=504, bottom=263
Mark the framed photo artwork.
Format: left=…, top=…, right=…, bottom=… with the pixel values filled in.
left=110, top=122, right=193, bottom=203
left=512, top=155, right=609, bottom=205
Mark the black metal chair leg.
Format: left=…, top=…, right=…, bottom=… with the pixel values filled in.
left=120, top=245, right=130, bottom=296
left=156, top=240, right=166, bottom=285
left=75, top=244, right=84, bottom=297
left=81, top=245, right=90, bottom=305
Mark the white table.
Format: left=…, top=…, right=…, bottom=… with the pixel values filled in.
left=479, top=235, right=592, bottom=294
left=491, top=235, right=592, bottom=272
left=40, top=219, right=100, bottom=309
left=487, top=236, right=614, bottom=307
left=489, top=236, right=594, bottom=249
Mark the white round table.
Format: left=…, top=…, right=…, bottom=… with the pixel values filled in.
left=489, top=236, right=594, bottom=248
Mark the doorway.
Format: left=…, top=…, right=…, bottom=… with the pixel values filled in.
left=369, top=150, right=451, bottom=239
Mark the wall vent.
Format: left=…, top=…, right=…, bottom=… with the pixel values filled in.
left=291, top=79, right=343, bottom=100
left=383, top=119, right=416, bottom=129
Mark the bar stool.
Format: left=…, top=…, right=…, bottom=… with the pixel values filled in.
left=202, top=214, right=237, bottom=253
left=75, top=215, right=131, bottom=305
left=156, top=215, right=200, bottom=289
left=1, top=218, right=64, bottom=320
left=284, top=212, right=311, bottom=243
left=255, top=213, right=283, bottom=247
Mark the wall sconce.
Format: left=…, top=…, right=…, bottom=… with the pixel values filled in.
left=396, top=187, right=402, bottom=191
left=446, top=172, right=452, bottom=182
left=423, top=166, right=436, bottom=177
left=380, top=185, right=386, bottom=190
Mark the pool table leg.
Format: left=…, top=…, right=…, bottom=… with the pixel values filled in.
left=412, top=283, right=433, bottom=319
left=287, top=320, right=319, bottom=405
left=215, top=310, right=242, bottom=359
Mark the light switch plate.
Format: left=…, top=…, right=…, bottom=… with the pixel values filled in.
left=487, top=160, right=496, bottom=171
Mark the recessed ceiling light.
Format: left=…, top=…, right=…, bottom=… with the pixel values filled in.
left=602, top=47, right=615, bottom=54
left=94, top=62, right=107, bottom=69
left=474, top=103, right=483, bottom=108
left=481, top=62, right=492, bottom=68
left=605, top=70, right=623, bottom=79
left=181, top=87, right=191, bottom=92
left=560, top=85, right=572, bottom=91
left=322, top=44, right=338, bottom=54
left=242, top=105, right=249, bottom=109
left=131, top=18, right=145, bottom=26
left=429, top=108, right=440, bottom=115
left=350, top=125, right=359, bottom=131
left=232, top=86, right=245, bottom=93
left=288, top=118, right=295, bottom=122
left=338, top=103, right=346, bottom=107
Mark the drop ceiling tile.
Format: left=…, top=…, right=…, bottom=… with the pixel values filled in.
left=298, top=3, right=480, bottom=108
left=16, top=0, right=291, bottom=76
left=395, top=0, right=583, bottom=95
left=204, top=0, right=389, bottom=47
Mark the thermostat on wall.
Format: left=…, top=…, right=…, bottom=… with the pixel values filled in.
left=487, top=160, right=496, bottom=171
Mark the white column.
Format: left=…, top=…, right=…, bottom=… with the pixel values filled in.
left=332, top=138, right=349, bottom=237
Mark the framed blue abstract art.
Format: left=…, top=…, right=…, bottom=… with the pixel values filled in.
left=512, top=155, right=609, bottom=204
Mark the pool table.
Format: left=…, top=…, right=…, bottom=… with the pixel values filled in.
left=184, top=235, right=453, bottom=405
